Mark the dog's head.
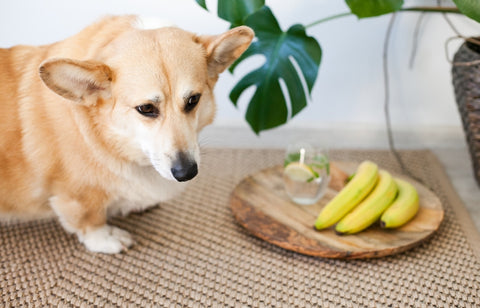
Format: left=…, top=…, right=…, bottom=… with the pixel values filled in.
left=39, top=25, right=253, bottom=182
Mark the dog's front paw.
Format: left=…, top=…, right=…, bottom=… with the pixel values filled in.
left=80, top=225, right=133, bottom=254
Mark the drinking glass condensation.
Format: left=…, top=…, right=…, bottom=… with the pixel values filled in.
left=283, top=143, right=330, bottom=205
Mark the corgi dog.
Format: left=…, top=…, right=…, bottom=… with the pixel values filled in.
left=0, top=15, right=254, bottom=253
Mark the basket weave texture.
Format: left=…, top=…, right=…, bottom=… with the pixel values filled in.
left=1, top=148, right=480, bottom=307
left=452, top=40, right=480, bottom=186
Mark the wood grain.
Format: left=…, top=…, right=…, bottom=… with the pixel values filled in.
left=230, top=162, right=444, bottom=259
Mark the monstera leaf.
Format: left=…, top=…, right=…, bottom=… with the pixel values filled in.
left=229, top=7, right=321, bottom=133
left=195, top=0, right=207, bottom=10
left=345, top=0, right=404, bottom=18
left=195, top=0, right=264, bottom=26
left=218, top=0, right=264, bottom=27
left=454, top=0, right=480, bottom=23
left=195, top=1, right=321, bottom=134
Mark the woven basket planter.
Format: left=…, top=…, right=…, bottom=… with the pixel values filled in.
left=452, top=38, right=480, bottom=187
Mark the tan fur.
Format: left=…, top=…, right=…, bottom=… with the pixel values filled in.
left=0, top=16, right=253, bottom=252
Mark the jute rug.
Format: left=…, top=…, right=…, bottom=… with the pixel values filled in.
left=1, top=148, right=479, bottom=307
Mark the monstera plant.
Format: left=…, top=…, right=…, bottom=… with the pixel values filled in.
left=195, top=0, right=480, bottom=134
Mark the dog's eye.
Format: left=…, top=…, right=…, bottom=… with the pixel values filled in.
left=135, top=104, right=159, bottom=118
left=185, top=94, right=201, bottom=112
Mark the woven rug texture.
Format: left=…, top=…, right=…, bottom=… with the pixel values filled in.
left=1, top=148, right=479, bottom=307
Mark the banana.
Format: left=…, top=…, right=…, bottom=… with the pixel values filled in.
left=335, top=170, right=398, bottom=235
left=380, top=178, right=419, bottom=228
left=314, top=161, right=378, bottom=230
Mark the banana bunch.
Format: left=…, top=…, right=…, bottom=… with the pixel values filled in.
left=314, top=161, right=420, bottom=234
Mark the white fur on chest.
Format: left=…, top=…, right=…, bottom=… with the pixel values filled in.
left=108, top=164, right=187, bottom=217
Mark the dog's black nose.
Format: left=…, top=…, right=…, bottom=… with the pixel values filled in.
left=171, top=152, right=198, bottom=182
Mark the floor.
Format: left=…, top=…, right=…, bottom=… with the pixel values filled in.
left=200, top=126, right=480, bottom=232
left=433, top=147, right=480, bottom=232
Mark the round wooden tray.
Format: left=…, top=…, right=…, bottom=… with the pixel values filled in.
left=230, top=162, right=444, bottom=259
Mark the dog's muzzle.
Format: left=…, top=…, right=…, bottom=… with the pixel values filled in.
left=171, top=152, right=198, bottom=182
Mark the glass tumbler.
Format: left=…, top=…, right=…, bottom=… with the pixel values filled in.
left=283, top=143, right=330, bottom=205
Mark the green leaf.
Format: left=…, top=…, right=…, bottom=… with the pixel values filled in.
left=229, top=7, right=322, bottom=134
left=311, top=155, right=330, bottom=175
left=195, top=0, right=208, bottom=10
left=284, top=152, right=301, bottom=167
left=453, top=0, right=480, bottom=23
left=218, top=0, right=265, bottom=27
left=345, top=0, right=404, bottom=18
left=347, top=173, right=356, bottom=183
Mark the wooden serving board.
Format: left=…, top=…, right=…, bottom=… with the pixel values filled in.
left=230, top=162, right=444, bottom=259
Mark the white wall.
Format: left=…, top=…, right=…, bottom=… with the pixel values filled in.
left=1, top=0, right=479, bottom=144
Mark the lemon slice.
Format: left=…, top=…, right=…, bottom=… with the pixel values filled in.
left=284, top=162, right=316, bottom=182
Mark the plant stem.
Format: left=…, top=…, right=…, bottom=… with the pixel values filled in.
left=305, top=6, right=461, bottom=29
left=383, top=13, right=426, bottom=184
left=305, top=12, right=352, bottom=28
left=400, top=6, right=461, bottom=14
left=409, top=12, right=425, bottom=69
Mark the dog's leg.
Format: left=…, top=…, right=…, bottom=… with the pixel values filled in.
left=49, top=193, right=133, bottom=254
left=78, top=225, right=133, bottom=254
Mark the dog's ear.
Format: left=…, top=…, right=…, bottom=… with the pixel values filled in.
left=39, top=58, right=113, bottom=106
left=198, top=26, right=254, bottom=79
